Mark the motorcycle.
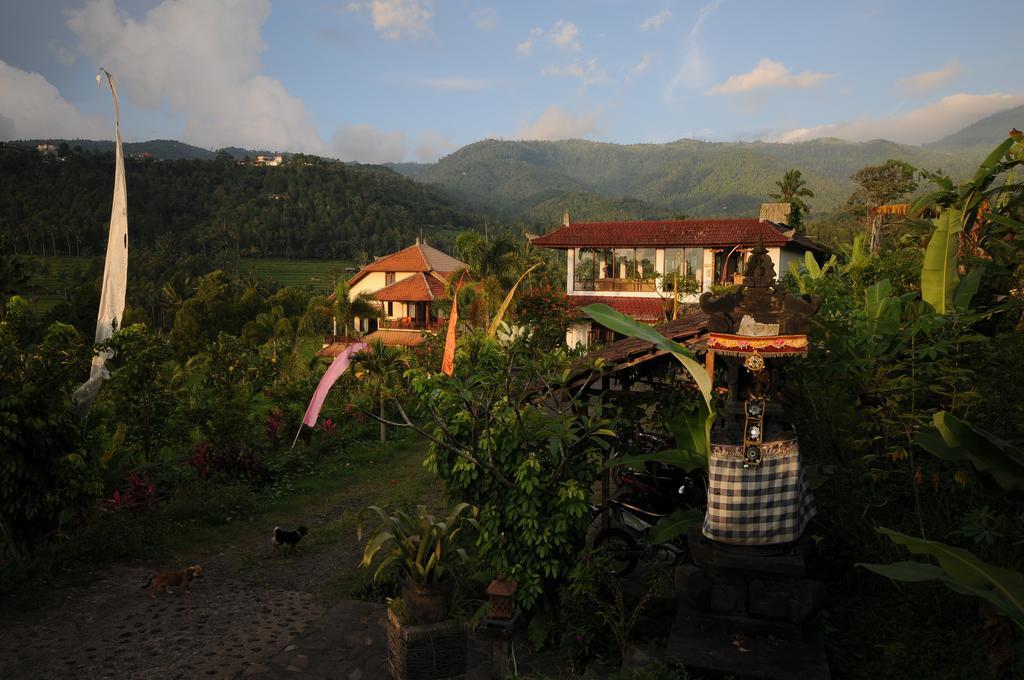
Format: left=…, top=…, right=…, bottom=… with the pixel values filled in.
left=592, top=431, right=708, bottom=577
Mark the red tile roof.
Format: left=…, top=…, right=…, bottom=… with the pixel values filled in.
left=349, top=242, right=467, bottom=286
left=530, top=219, right=821, bottom=250
left=371, top=272, right=447, bottom=302
left=362, top=329, right=426, bottom=347
left=565, top=295, right=668, bottom=323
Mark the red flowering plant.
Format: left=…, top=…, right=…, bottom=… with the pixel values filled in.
left=513, top=285, right=575, bottom=351
left=96, top=471, right=157, bottom=514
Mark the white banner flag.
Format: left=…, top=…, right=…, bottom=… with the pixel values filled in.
left=74, top=68, right=128, bottom=412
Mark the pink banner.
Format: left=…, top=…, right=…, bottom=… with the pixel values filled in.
left=302, top=342, right=366, bottom=428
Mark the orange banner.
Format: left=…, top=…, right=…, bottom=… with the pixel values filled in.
left=441, top=273, right=465, bottom=376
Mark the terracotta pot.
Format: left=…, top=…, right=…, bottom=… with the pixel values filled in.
left=401, top=579, right=453, bottom=624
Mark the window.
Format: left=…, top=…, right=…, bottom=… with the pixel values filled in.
left=387, top=301, right=393, bottom=316
left=385, top=272, right=396, bottom=286
left=575, top=248, right=657, bottom=292
left=663, top=248, right=704, bottom=292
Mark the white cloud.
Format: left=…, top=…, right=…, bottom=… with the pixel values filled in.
left=664, top=0, right=720, bottom=99
left=414, top=130, right=457, bottom=161
left=541, top=58, right=607, bottom=86
left=370, top=0, right=432, bottom=40
left=516, top=27, right=542, bottom=56
left=417, top=76, right=489, bottom=91
left=49, top=40, right=77, bottom=67
left=549, top=19, right=581, bottom=52
left=515, top=105, right=602, bottom=141
left=641, top=9, right=672, bottom=31
left=708, top=58, right=832, bottom=95
left=627, top=53, right=653, bottom=81
left=776, top=92, right=1024, bottom=145
left=330, top=124, right=455, bottom=163
left=67, top=0, right=323, bottom=153
left=471, top=7, right=496, bottom=31
left=0, top=59, right=107, bottom=140
left=330, top=123, right=406, bottom=163
left=897, top=61, right=962, bottom=94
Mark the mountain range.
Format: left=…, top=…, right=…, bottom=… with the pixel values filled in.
left=13, top=105, right=1023, bottom=226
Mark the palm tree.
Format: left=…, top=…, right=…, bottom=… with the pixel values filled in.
left=453, top=231, right=542, bottom=326
left=332, top=280, right=380, bottom=339
left=353, top=339, right=411, bottom=443
left=769, top=169, right=815, bottom=231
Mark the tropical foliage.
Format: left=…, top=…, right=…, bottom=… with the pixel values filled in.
left=358, top=502, right=477, bottom=584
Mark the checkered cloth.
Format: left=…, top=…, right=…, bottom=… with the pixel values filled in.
left=702, top=438, right=815, bottom=546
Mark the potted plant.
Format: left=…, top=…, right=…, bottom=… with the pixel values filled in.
left=359, top=502, right=477, bottom=624
left=360, top=503, right=477, bottom=680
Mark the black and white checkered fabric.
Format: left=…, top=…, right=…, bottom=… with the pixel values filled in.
left=702, top=438, right=815, bottom=545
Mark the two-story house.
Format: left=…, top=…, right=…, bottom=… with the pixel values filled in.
left=344, top=240, right=467, bottom=347
left=530, top=208, right=822, bottom=346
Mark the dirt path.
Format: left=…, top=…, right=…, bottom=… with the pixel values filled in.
left=0, top=444, right=440, bottom=679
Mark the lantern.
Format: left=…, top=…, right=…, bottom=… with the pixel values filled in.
left=485, top=577, right=517, bottom=620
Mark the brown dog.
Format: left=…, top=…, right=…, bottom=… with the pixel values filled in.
left=142, top=565, right=203, bottom=598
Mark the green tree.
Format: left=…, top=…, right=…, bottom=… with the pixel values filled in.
left=848, top=159, right=919, bottom=253
left=394, top=332, right=615, bottom=607
left=769, top=168, right=815, bottom=232
left=0, top=304, right=101, bottom=561
left=100, top=324, right=180, bottom=462
left=353, top=339, right=411, bottom=444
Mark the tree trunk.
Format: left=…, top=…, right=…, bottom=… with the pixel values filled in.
left=379, top=395, right=386, bottom=444
left=868, top=212, right=881, bottom=254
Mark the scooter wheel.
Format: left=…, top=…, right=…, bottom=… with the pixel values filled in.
left=592, top=528, right=639, bottom=578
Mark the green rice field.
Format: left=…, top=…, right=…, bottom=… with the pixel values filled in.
left=232, top=258, right=355, bottom=292
left=18, top=256, right=356, bottom=314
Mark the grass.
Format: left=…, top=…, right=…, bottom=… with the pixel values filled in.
left=2, top=432, right=439, bottom=594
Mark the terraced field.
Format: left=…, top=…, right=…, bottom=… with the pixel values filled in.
left=19, top=256, right=99, bottom=314
left=233, top=258, right=356, bottom=292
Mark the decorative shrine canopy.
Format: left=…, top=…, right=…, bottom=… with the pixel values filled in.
left=706, top=333, right=809, bottom=358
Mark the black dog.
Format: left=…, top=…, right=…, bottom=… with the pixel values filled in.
left=272, top=526, right=308, bottom=552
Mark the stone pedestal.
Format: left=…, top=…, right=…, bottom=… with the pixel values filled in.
left=386, top=610, right=467, bottom=680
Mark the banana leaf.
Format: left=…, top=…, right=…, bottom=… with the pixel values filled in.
left=488, top=262, right=543, bottom=337
left=951, top=266, right=984, bottom=313
left=610, top=447, right=708, bottom=474
left=859, top=527, right=1024, bottom=630
left=921, top=209, right=963, bottom=315
left=915, top=411, right=1024, bottom=491
left=583, top=303, right=714, bottom=469
left=649, top=509, right=704, bottom=545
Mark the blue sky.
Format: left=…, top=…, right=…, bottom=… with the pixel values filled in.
left=1, top=0, right=1022, bottom=162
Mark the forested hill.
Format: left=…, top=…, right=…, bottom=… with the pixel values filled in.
left=0, top=148, right=491, bottom=261
left=391, top=137, right=989, bottom=219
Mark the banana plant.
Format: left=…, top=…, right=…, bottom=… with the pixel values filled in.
left=787, top=251, right=837, bottom=294
left=860, top=528, right=1024, bottom=631
left=583, top=303, right=713, bottom=543
left=915, top=411, right=1024, bottom=492
left=358, top=502, right=478, bottom=583
left=914, top=134, right=1024, bottom=315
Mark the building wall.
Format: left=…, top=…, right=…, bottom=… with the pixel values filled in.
left=349, top=271, right=418, bottom=298
left=777, top=247, right=804, bottom=278
left=566, top=321, right=590, bottom=348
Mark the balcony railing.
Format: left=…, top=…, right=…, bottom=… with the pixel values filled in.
left=380, top=317, right=443, bottom=331
left=575, top=278, right=657, bottom=293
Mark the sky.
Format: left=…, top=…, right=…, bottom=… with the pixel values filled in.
left=1, top=0, right=1022, bottom=163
